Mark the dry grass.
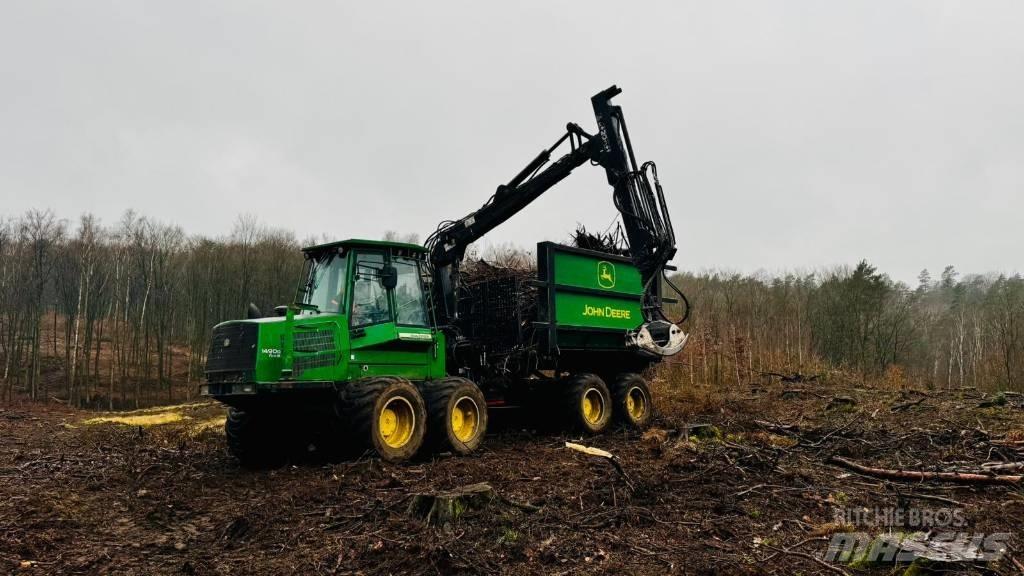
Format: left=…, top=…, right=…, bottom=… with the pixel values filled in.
left=81, top=401, right=217, bottom=428
left=83, top=411, right=187, bottom=427
left=188, top=416, right=227, bottom=436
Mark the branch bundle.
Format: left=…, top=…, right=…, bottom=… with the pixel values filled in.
left=830, top=456, right=1022, bottom=485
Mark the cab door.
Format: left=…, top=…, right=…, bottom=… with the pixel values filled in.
left=389, top=255, right=439, bottom=375
left=347, top=251, right=437, bottom=380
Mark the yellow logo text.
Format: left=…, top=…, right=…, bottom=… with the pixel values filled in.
left=583, top=304, right=631, bottom=319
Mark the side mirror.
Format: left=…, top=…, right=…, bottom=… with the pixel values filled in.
left=380, top=265, right=398, bottom=290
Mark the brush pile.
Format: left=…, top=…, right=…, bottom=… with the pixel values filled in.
left=457, top=259, right=538, bottom=356
left=570, top=224, right=629, bottom=255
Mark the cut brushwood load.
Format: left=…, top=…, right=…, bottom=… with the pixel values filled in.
left=570, top=224, right=628, bottom=256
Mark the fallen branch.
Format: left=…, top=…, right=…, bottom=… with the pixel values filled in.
left=565, top=442, right=635, bottom=491
left=897, top=492, right=964, bottom=507
left=830, top=456, right=1022, bottom=485
left=761, top=371, right=820, bottom=384
left=826, top=396, right=857, bottom=411
left=762, top=543, right=850, bottom=576
left=990, top=440, right=1024, bottom=447
left=781, top=388, right=830, bottom=399
left=980, top=461, right=1024, bottom=472
left=890, top=397, right=925, bottom=412
left=565, top=442, right=614, bottom=459
left=753, top=419, right=800, bottom=435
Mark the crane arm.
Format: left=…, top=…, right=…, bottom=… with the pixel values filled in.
left=427, top=124, right=599, bottom=271
left=426, top=86, right=679, bottom=326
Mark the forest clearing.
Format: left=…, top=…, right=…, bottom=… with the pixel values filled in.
left=3, top=371, right=1023, bottom=575
left=2, top=4, right=1023, bottom=574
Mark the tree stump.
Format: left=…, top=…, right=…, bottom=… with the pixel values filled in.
left=406, top=482, right=539, bottom=526
left=406, top=482, right=498, bottom=526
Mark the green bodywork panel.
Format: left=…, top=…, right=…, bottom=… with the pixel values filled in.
left=251, top=314, right=348, bottom=382
left=550, top=250, right=644, bottom=331
left=217, top=312, right=445, bottom=386
left=552, top=251, right=644, bottom=295
left=348, top=322, right=444, bottom=381
left=532, top=242, right=649, bottom=353
left=209, top=239, right=444, bottom=392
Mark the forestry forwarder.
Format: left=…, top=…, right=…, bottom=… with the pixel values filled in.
left=202, top=86, right=690, bottom=466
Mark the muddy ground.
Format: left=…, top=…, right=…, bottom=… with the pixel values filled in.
left=2, top=378, right=1024, bottom=575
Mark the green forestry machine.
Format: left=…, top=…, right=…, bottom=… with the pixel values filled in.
left=202, top=86, right=690, bottom=465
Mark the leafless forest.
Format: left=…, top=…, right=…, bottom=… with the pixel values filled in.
left=2, top=209, right=1024, bottom=575
left=0, top=209, right=1021, bottom=408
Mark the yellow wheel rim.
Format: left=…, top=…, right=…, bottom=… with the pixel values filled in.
left=379, top=396, right=416, bottom=449
left=450, top=395, right=480, bottom=443
left=625, top=386, right=647, bottom=421
left=581, top=387, right=605, bottom=425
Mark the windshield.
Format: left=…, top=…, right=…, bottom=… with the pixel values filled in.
left=304, top=251, right=348, bottom=314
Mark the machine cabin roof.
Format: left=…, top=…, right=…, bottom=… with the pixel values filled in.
left=301, top=238, right=428, bottom=258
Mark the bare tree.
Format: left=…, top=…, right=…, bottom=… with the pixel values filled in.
left=19, top=210, right=65, bottom=400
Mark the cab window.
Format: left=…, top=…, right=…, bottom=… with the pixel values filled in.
left=393, top=257, right=428, bottom=326
left=304, top=251, right=347, bottom=314
left=350, top=252, right=391, bottom=327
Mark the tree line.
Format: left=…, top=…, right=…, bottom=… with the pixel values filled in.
left=669, top=262, right=1024, bottom=392
left=0, top=210, right=302, bottom=408
left=0, top=209, right=1020, bottom=408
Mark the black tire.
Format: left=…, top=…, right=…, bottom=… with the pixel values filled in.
left=422, top=377, right=488, bottom=455
left=342, top=376, right=426, bottom=463
left=611, top=373, right=654, bottom=428
left=225, top=407, right=285, bottom=468
left=564, top=373, right=613, bottom=434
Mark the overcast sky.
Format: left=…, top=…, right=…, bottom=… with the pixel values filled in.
left=1, top=1, right=1021, bottom=283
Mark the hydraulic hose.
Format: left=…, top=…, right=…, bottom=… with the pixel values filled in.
left=662, top=270, right=691, bottom=325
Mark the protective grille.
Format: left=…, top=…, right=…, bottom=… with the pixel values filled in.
left=294, top=353, right=335, bottom=376
left=206, top=322, right=258, bottom=373
left=294, top=329, right=336, bottom=353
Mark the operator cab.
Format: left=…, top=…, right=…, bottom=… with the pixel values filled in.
left=298, top=239, right=430, bottom=325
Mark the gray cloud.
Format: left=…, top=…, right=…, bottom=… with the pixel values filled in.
left=1, top=1, right=1021, bottom=282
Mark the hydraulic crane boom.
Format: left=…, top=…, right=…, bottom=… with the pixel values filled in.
left=426, top=86, right=681, bottom=332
